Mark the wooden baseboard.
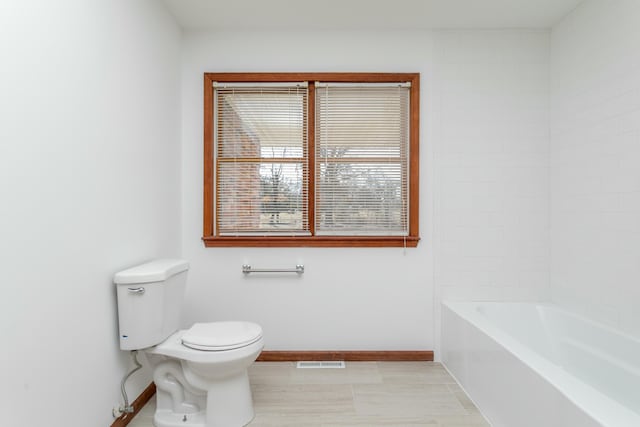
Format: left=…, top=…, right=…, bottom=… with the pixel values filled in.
left=110, top=383, right=156, bottom=427
left=257, top=350, right=433, bottom=362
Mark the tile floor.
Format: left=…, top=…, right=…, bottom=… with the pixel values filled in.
left=128, top=362, right=490, bottom=427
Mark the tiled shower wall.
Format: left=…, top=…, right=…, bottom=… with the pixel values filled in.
left=435, top=31, right=551, bottom=303
left=550, top=0, right=640, bottom=335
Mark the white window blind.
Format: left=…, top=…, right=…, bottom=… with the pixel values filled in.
left=315, top=83, right=410, bottom=236
left=214, top=83, right=309, bottom=236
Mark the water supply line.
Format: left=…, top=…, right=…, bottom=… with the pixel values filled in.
left=119, top=350, right=142, bottom=414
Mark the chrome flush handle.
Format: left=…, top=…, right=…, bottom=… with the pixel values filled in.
left=127, top=287, right=145, bottom=294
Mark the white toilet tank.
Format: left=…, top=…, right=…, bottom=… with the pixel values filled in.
left=114, top=259, right=189, bottom=350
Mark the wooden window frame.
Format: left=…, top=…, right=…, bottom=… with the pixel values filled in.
left=203, top=72, right=420, bottom=248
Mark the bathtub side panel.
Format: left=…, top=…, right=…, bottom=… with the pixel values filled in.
left=442, top=303, right=601, bottom=427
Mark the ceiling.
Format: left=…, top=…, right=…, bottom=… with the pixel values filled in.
left=162, top=0, right=585, bottom=31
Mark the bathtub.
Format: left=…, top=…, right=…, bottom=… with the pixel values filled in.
left=441, top=302, right=640, bottom=427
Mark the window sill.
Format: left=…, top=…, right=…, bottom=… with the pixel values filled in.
left=202, top=235, right=420, bottom=248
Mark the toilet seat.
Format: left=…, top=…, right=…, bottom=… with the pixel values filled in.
left=181, top=321, right=263, bottom=351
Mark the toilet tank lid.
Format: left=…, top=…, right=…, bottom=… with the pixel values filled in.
left=114, top=259, right=189, bottom=285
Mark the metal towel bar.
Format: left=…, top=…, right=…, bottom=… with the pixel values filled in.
left=242, top=264, right=304, bottom=274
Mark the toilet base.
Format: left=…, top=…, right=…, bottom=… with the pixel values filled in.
left=201, top=370, right=255, bottom=427
left=150, top=361, right=257, bottom=427
left=154, top=409, right=206, bottom=427
left=153, top=401, right=255, bottom=427
left=147, top=332, right=263, bottom=427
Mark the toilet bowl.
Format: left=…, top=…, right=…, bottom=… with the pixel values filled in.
left=114, top=259, right=264, bottom=427
left=148, top=322, right=264, bottom=427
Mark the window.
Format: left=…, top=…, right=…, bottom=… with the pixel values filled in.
left=203, top=73, right=420, bottom=247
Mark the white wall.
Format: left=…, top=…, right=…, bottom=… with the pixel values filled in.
left=181, top=30, right=436, bottom=351
left=434, top=30, right=550, bottom=303
left=550, top=0, right=640, bottom=335
left=180, top=29, right=551, bottom=354
left=0, top=1, right=181, bottom=426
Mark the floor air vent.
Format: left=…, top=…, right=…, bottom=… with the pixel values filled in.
left=296, top=361, right=346, bottom=369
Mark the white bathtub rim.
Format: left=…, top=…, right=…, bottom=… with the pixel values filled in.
left=478, top=301, right=640, bottom=348
left=442, top=301, right=640, bottom=427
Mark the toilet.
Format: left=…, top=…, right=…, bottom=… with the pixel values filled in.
left=114, top=259, right=264, bottom=427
